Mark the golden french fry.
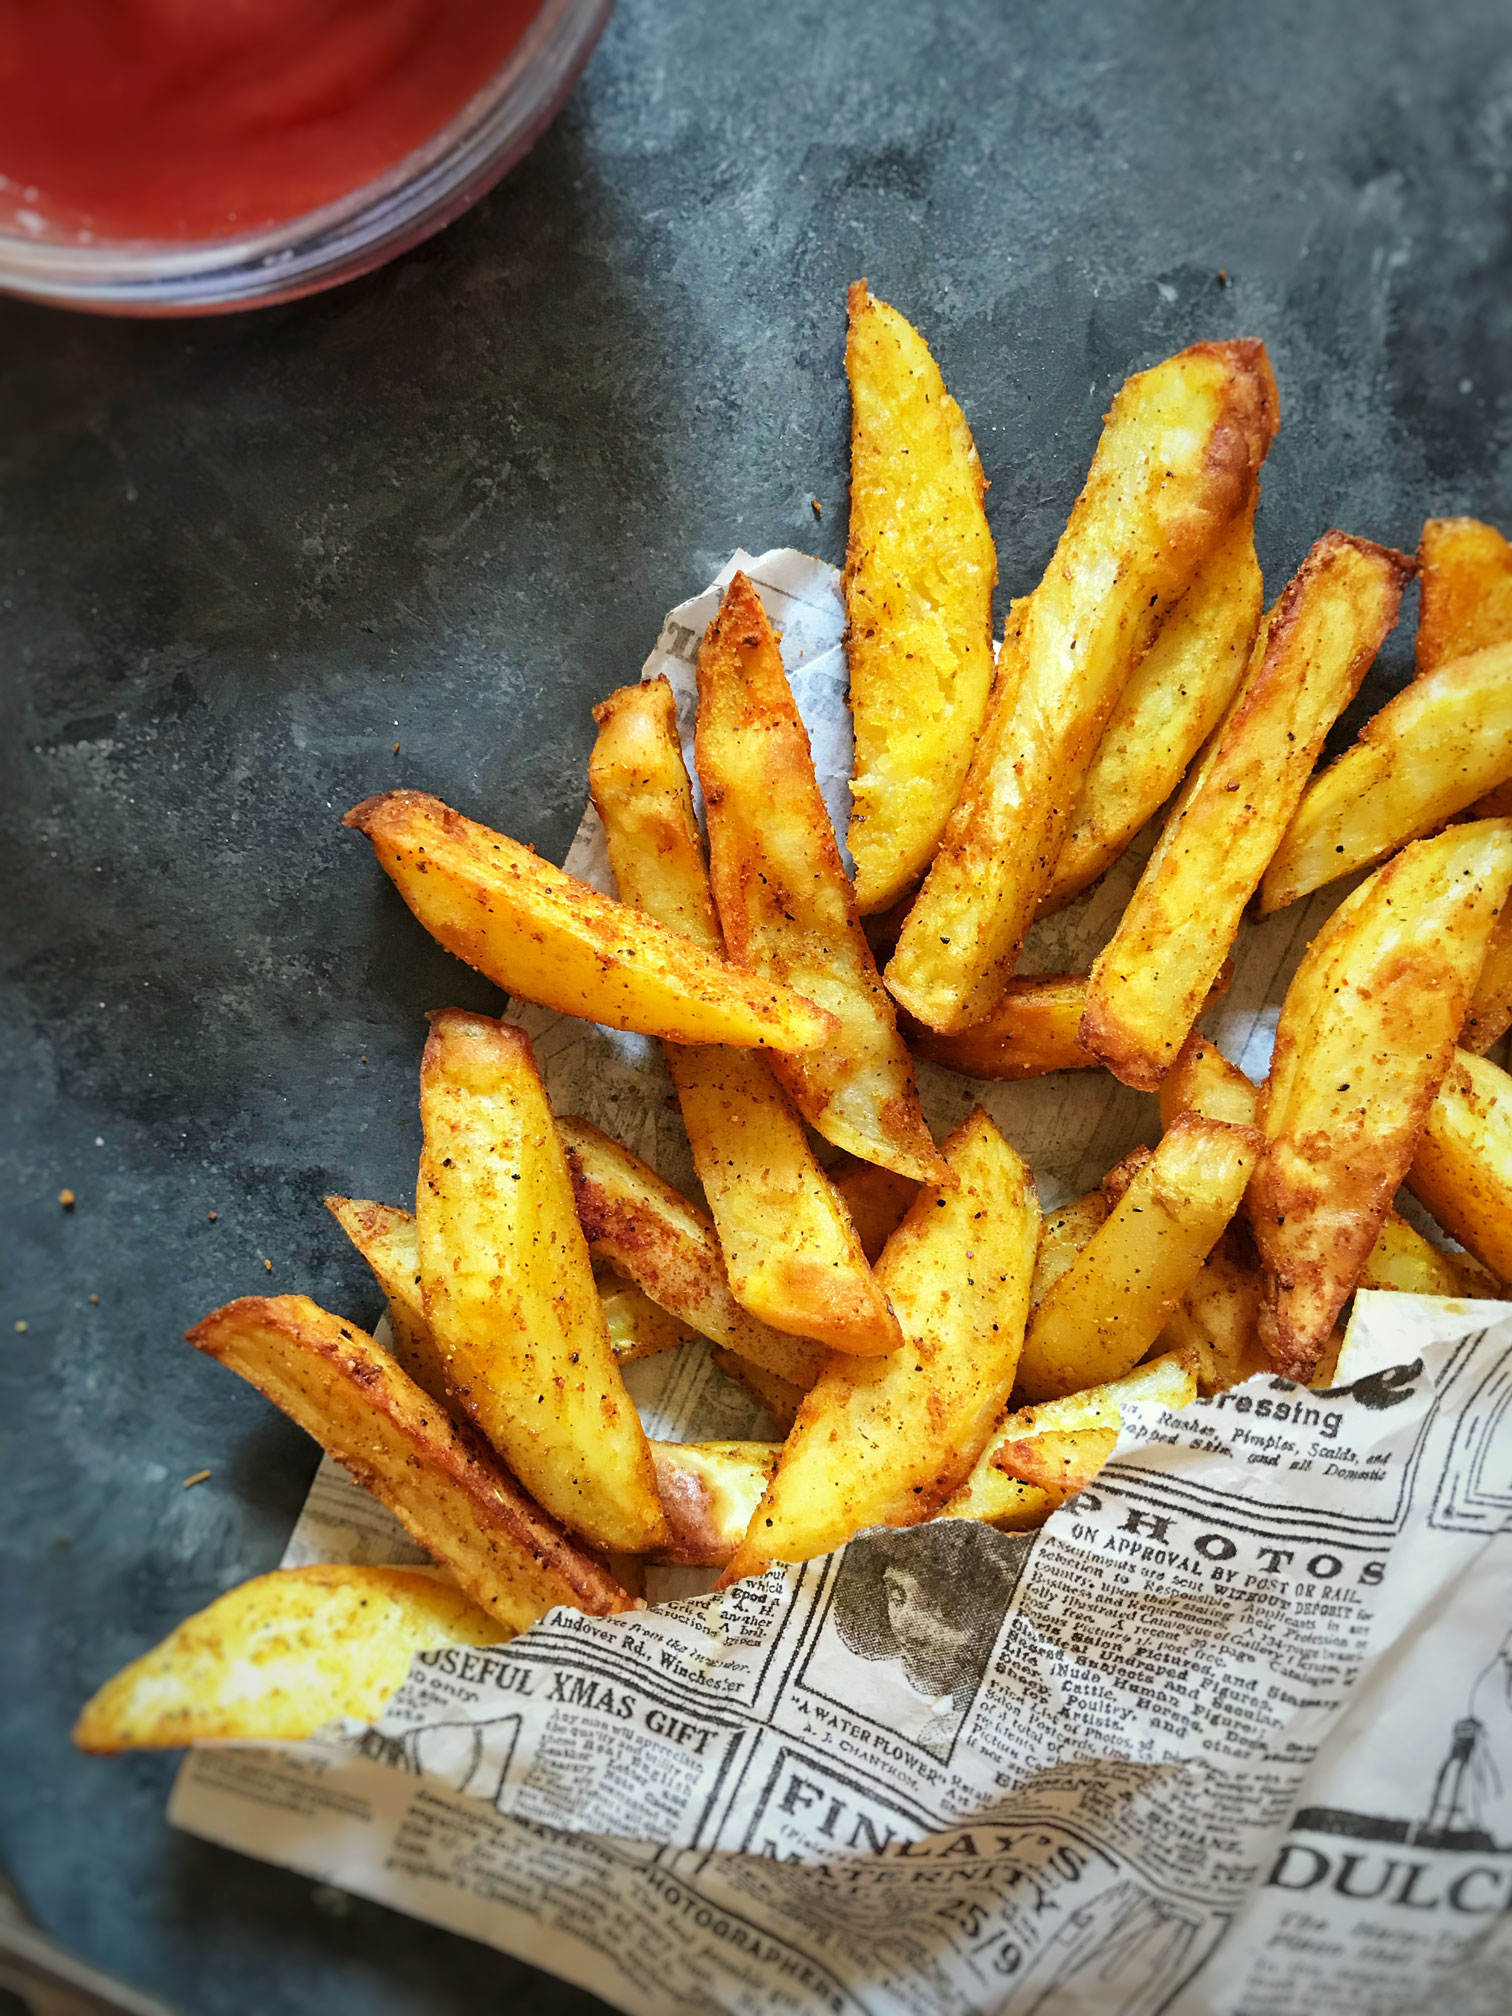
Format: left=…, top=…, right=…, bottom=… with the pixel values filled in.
left=1259, top=641, right=1512, bottom=912
left=418, top=1012, right=668, bottom=1555
left=1357, top=1214, right=1468, bottom=1298
left=1406, top=1048, right=1512, bottom=1286
left=649, top=1442, right=780, bottom=1567
left=722, top=1109, right=1040, bottom=1582
left=1031, top=1190, right=1109, bottom=1309
left=1158, top=1034, right=1261, bottom=1131
left=187, top=1297, right=630, bottom=1628
left=596, top=1269, right=696, bottom=1364
left=74, top=1565, right=504, bottom=1753
left=844, top=281, right=998, bottom=913
left=830, top=1155, right=921, bottom=1264
left=1081, top=533, right=1413, bottom=1089
left=558, top=1114, right=825, bottom=1388
left=1016, top=1114, right=1259, bottom=1403
left=696, top=574, right=948, bottom=1185
left=887, top=339, right=1279, bottom=1033
left=1156, top=1236, right=1269, bottom=1394
left=326, top=1195, right=450, bottom=1405
left=943, top=1353, right=1196, bottom=1526
left=1417, top=516, right=1512, bottom=674
left=344, top=790, right=837, bottom=1054
left=994, top=1426, right=1119, bottom=1501
left=1254, top=823, right=1512, bottom=1380
left=1463, top=906, right=1512, bottom=1054
left=709, top=1350, right=807, bottom=1436
left=586, top=678, right=902, bottom=1356
left=906, top=974, right=1097, bottom=1080
left=1042, top=502, right=1264, bottom=914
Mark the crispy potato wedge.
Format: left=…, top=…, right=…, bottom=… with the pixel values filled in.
left=1156, top=1236, right=1269, bottom=1394
left=886, top=340, right=1278, bottom=1033
left=696, top=574, right=948, bottom=1185
left=709, top=1350, right=807, bottom=1436
left=943, top=1353, right=1196, bottom=1526
left=326, top=1195, right=450, bottom=1406
left=1259, top=640, right=1512, bottom=912
left=722, top=1109, right=1040, bottom=1582
left=344, top=790, right=836, bottom=1054
left=188, top=1297, right=630, bottom=1628
left=649, top=1442, right=780, bottom=1567
left=597, top=1268, right=696, bottom=1364
left=74, top=1565, right=504, bottom=1753
left=1463, top=905, right=1512, bottom=1054
left=1417, top=516, right=1512, bottom=674
left=994, top=1426, right=1119, bottom=1503
left=586, top=678, right=902, bottom=1357
left=417, top=1012, right=668, bottom=1555
left=1041, top=501, right=1264, bottom=914
left=1158, top=1034, right=1262, bottom=1131
left=1031, top=1190, right=1109, bottom=1309
left=1407, top=1048, right=1512, bottom=1285
left=1254, top=823, right=1512, bottom=1379
left=830, top=1156, right=921, bottom=1265
left=1081, top=533, right=1413, bottom=1088
left=906, top=973, right=1096, bottom=1080
left=559, top=1114, right=825, bottom=1388
left=844, top=281, right=998, bottom=913
left=1015, top=1114, right=1259, bottom=1402
left=1357, top=1214, right=1468, bottom=1298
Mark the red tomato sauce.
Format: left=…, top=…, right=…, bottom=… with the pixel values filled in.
left=0, top=1, right=543, bottom=244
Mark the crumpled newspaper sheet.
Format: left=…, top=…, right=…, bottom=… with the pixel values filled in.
left=171, top=552, right=1512, bottom=2016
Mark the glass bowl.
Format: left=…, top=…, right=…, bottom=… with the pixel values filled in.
left=0, top=0, right=614, bottom=317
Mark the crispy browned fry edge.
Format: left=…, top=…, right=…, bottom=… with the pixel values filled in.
left=188, top=1295, right=631, bottom=1628
left=1080, top=532, right=1413, bottom=1089
left=1417, top=517, right=1512, bottom=674
left=696, top=571, right=949, bottom=1185
left=1463, top=905, right=1512, bottom=1053
left=344, top=790, right=838, bottom=1054
left=559, top=1114, right=826, bottom=1390
left=886, top=340, right=1278, bottom=1033
left=844, top=280, right=998, bottom=913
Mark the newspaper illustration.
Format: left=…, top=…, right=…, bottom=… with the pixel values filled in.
left=170, top=552, right=1512, bottom=2014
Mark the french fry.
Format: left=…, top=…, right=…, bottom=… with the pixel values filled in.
left=326, top=1194, right=450, bottom=1405
left=1015, top=1114, right=1259, bottom=1402
left=942, top=1353, right=1196, bottom=1527
left=886, top=339, right=1278, bottom=1033
left=1416, top=516, right=1512, bottom=674
left=596, top=1269, right=696, bottom=1364
left=649, top=1442, right=780, bottom=1567
left=722, top=1109, right=1040, bottom=1582
left=1253, top=823, right=1512, bottom=1380
left=830, top=1155, right=921, bottom=1264
left=417, top=1012, right=669, bottom=1555
left=993, top=1427, right=1119, bottom=1503
left=1158, top=1034, right=1262, bottom=1131
left=906, top=974, right=1097, bottom=1080
left=187, top=1297, right=631, bottom=1628
left=1259, top=641, right=1512, bottom=912
left=1156, top=1237, right=1269, bottom=1394
left=1041, top=502, right=1264, bottom=914
left=1081, top=533, right=1413, bottom=1088
left=558, top=1114, right=825, bottom=1388
left=1357, top=1214, right=1468, bottom=1298
left=74, top=1566, right=504, bottom=1753
left=696, top=574, right=949, bottom=1185
left=344, top=791, right=837, bottom=1054
left=1031, top=1190, right=1109, bottom=1308
left=844, top=281, right=998, bottom=913
left=586, top=678, right=902, bottom=1356
left=1406, top=1048, right=1512, bottom=1286
left=1462, top=905, right=1512, bottom=1053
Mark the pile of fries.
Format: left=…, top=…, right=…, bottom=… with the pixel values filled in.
left=77, top=290, right=1512, bottom=1757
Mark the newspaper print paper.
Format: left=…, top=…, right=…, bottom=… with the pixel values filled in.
left=171, top=552, right=1512, bottom=2014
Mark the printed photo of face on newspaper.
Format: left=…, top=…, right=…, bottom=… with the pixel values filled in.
left=815, top=1523, right=1033, bottom=1761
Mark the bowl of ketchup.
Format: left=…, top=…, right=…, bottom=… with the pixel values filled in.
left=0, top=0, right=613, bottom=314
